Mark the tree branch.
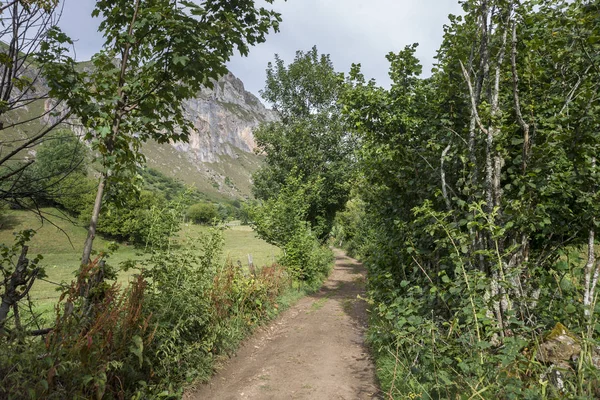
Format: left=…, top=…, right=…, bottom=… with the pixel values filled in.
left=460, top=60, right=489, bottom=136
left=0, top=110, right=72, bottom=168
left=441, top=144, right=452, bottom=211
left=510, top=22, right=531, bottom=172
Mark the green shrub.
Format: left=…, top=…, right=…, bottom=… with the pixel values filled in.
left=187, top=202, right=218, bottom=224
left=141, top=227, right=292, bottom=391
left=1, top=260, right=154, bottom=399
left=279, top=223, right=333, bottom=287
left=80, top=191, right=183, bottom=249
left=252, top=173, right=333, bottom=285
left=1, top=226, right=295, bottom=398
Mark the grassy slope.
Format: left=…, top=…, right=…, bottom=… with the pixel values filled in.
left=1, top=99, right=47, bottom=156
left=0, top=208, right=280, bottom=312
left=142, top=140, right=263, bottom=202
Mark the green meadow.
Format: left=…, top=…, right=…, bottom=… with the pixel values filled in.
left=0, top=208, right=280, bottom=313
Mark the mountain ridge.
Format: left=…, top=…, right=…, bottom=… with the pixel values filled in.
left=37, top=69, right=275, bottom=200
left=142, top=71, right=275, bottom=200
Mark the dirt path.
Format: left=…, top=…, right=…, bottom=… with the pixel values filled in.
left=184, top=249, right=381, bottom=400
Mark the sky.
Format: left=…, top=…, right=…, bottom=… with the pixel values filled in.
left=58, top=0, right=463, bottom=100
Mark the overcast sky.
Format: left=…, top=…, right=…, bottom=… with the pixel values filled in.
left=59, top=0, right=463, bottom=100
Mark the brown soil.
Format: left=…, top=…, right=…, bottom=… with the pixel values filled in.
left=184, top=249, right=381, bottom=400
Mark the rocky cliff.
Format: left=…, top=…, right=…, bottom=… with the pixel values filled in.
left=173, top=72, right=277, bottom=163
left=37, top=70, right=275, bottom=200
left=141, top=72, right=276, bottom=200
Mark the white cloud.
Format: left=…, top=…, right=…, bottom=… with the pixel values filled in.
left=227, top=0, right=463, bottom=97
left=58, top=0, right=463, bottom=101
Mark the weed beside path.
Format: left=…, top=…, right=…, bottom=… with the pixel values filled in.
left=185, top=249, right=381, bottom=400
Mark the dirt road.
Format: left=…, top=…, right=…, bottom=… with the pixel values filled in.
left=185, top=249, right=381, bottom=400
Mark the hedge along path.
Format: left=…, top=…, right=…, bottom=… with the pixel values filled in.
left=185, top=249, right=381, bottom=400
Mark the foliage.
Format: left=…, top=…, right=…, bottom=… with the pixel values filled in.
left=32, top=130, right=88, bottom=178
left=140, top=227, right=291, bottom=394
left=1, top=258, right=153, bottom=399
left=252, top=173, right=333, bottom=286
left=57, top=0, right=283, bottom=191
left=187, top=202, right=219, bottom=225
left=0, top=229, right=45, bottom=334
left=253, top=47, right=355, bottom=240
left=84, top=190, right=185, bottom=250
left=336, top=0, right=600, bottom=397
left=139, top=167, right=204, bottom=203
left=216, top=201, right=245, bottom=222
left=0, top=1, right=80, bottom=207
left=331, top=195, right=367, bottom=257
left=24, top=130, right=95, bottom=215
left=141, top=228, right=224, bottom=388
left=279, top=226, right=333, bottom=288
left=45, top=0, right=283, bottom=264
left=1, top=223, right=294, bottom=398
left=1, top=1, right=332, bottom=398
left=238, top=200, right=254, bottom=225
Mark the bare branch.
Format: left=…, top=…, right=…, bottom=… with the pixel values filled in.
left=0, top=159, right=33, bottom=181
left=510, top=22, right=531, bottom=172
left=0, top=0, right=18, bottom=14
left=459, top=60, right=489, bottom=136
left=0, top=110, right=72, bottom=168
left=441, top=144, right=452, bottom=211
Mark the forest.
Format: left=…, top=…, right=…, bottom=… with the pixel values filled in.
left=1, top=0, right=600, bottom=399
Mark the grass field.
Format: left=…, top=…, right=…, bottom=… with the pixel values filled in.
left=0, top=208, right=280, bottom=313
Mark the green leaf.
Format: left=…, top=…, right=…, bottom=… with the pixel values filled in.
left=129, top=335, right=144, bottom=368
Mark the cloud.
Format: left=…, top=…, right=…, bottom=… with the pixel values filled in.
left=58, top=0, right=101, bottom=61
left=227, top=0, right=464, bottom=98
left=58, top=0, right=463, bottom=101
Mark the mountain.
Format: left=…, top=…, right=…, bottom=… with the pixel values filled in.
left=142, top=72, right=277, bottom=200
left=4, top=64, right=275, bottom=202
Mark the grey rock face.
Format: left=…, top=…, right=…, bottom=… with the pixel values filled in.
left=172, top=72, right=277, bottom=163
left=39, top=70, right=272, bottom=198
left=44, top=71, right=276, bottom=164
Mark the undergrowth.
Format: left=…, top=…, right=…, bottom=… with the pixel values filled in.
left=335, top=204, right=600, bottom=399
left=0, top=226, right=331, bottom=399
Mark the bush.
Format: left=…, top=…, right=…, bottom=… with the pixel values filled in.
left=1, top=226, right=295, bottom=398
left=187, top=202, right=218, bottom=224
left=81, top=191, right=184, bottom=249
left=280, top=223, right=333, bottom=287
left=0, top=259, right=154, bottom=399
left=251, top=174, right=333, bottom=285
left=141, top=227, right=292, bottom=392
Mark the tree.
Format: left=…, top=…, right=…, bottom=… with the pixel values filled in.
left=251, top=173, right=332, bottom=284
left=44, top=0, right=282, bottom=265
left=0, top=0, right=81, bottom=208
left=253, top=47, right=355, bottom=239
left=31, top=130, right=88, bottom=178
left=0, top=2, right=82, bottom=337
left=21, top=130, right=94, bottom=214
left=339, top=0, right=600, bottom=396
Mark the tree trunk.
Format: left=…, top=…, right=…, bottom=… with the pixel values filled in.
left=79, top=0, right=139, bottom=268
left=81, top=176, right=106, bottom=266
left=0, top=246, right=38, bottom=331
left=583, top=228, right=598, bottom=318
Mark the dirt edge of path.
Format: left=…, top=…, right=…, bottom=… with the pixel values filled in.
left=184, top=249, right=381, bottom=400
